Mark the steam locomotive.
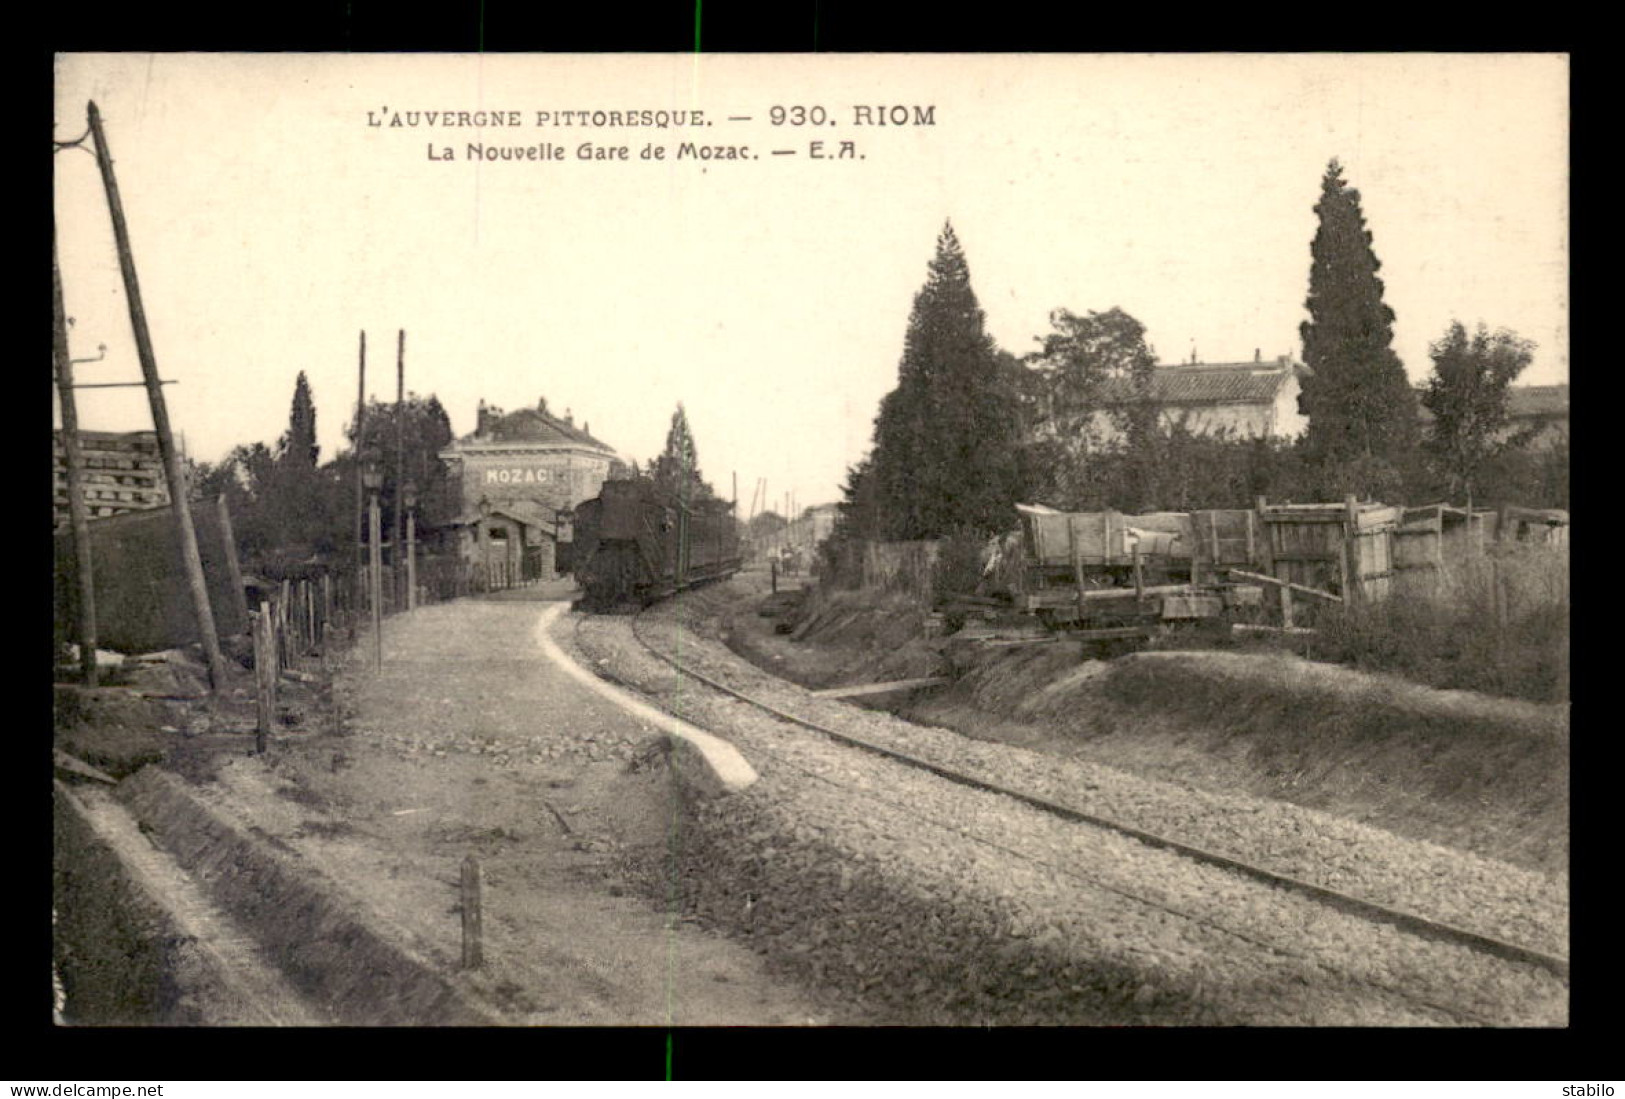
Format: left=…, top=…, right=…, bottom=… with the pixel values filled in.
left=572, top=479, right=742, bottom=610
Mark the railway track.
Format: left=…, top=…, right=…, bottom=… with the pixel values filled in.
left=568, top=592, right=1568, bottom=1025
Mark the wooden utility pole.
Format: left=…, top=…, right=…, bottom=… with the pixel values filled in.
left=52, top=227, right=98, bottom=687
left=86, top=100, right=226, bottom=690
left=354, top=331, right=367, bottom=622
left=394, top=330, right=406, bottom=609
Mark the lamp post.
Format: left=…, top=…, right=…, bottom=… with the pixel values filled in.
left=403, top=479, right=418, bottom=611
left=363, top=451, right=383, bottom=670
left=477, top=496, right=491, bottom=592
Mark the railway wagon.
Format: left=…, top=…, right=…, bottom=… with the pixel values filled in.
left=573, top=479, right=742, bottom=610
left=1012, top=503, right=1263, bottom=637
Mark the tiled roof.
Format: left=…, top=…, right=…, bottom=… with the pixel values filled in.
left=460, top=406, right=616, bottom=451
left=1102, top=362, right=1297, bottom=406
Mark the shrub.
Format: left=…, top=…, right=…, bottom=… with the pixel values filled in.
left=1310, top=543, right=1568, bottom=703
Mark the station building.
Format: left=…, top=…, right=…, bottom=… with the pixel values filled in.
left=437, top=397, right=625, bottom=581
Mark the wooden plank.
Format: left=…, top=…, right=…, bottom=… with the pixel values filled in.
left=974, top=636, right=1060, bottom=648
left=1071, top=625, right=1159, bottom=641
left=1227, top=569, right=1344, bottom=603
left=54, top=748, right=118, bottom=785
left=1207, top=510, right=1220, bottom=582
left=1023, top=583, right=1204, bottom=609
left=810, top=676, right=952, bottom=698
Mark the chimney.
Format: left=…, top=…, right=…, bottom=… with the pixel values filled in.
left=583, top=421, right=590, bottom=436
left=1254, top=348, right=1261, bottom=363
left=565, top=407, right=574, bottom=426
left=538, top=396, right=549, bottom=416
left=477, top=399, right=490, bottom=435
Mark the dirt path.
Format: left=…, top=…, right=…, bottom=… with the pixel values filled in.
left=165, top=585, right=841, bottom=1025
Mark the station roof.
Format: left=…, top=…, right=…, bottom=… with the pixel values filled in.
left=450, top=399, right=617, bottom=454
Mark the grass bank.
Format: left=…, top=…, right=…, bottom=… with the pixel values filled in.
left=915, top=643, right=1568, bottom=873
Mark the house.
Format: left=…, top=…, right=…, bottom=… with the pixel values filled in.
left=437, top=397, right=625, bottom=580
left=1086, top=352, right=1309, bottom=442
left=53, top=429, right=170, bottom=530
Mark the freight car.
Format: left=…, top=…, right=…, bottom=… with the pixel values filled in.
left=573, top=479, right=742, bottom=611
left=1009, top=503, right=1264, bottom=640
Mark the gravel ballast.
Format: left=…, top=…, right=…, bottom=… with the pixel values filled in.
left=563, top=595, right=1568, bottom=1027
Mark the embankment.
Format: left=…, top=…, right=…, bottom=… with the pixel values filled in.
left=740, top=583, right=1568, bottom=875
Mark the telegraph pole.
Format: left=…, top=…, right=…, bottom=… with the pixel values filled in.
left=394, top=330, right=406, bottom=609
left=52, top=227, right=98, bottom=687
left=86, top=100, right=226, bottom=690
left=354, top=331, right=366, bottom=623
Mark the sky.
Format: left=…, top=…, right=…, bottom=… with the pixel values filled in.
left=53, top=53, right=1568, bottom=516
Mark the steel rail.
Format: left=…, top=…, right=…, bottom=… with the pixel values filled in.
left=568, top=612, right=1505, bottom=1026
left=619, top=598, right=1570, bottom=983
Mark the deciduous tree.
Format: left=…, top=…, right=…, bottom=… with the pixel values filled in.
left=1421, top=320, right=1536, bottom=500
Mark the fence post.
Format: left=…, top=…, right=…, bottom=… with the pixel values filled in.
left=1066, top=516, right=1084, bottom=624
left=278, top=579, right=292, bottom=667
left=1493, top=553, right=1510, bottom=630
left=461, top=854, right=483, bottom=969
left=253, top=601, right=275, bottom=754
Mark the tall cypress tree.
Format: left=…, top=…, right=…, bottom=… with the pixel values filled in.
left=282, top=371, right=319, bottom=468
left=867, top=220, right=1023, bottom=539
left=1298, top=160, right=1418, bottom=470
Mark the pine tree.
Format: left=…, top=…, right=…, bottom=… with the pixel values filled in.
left=1298, top=160, right=1419, bottom=472
left=652, top=403, right=711, bottom=503
left=867, top=220, right=1025, bottom=539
